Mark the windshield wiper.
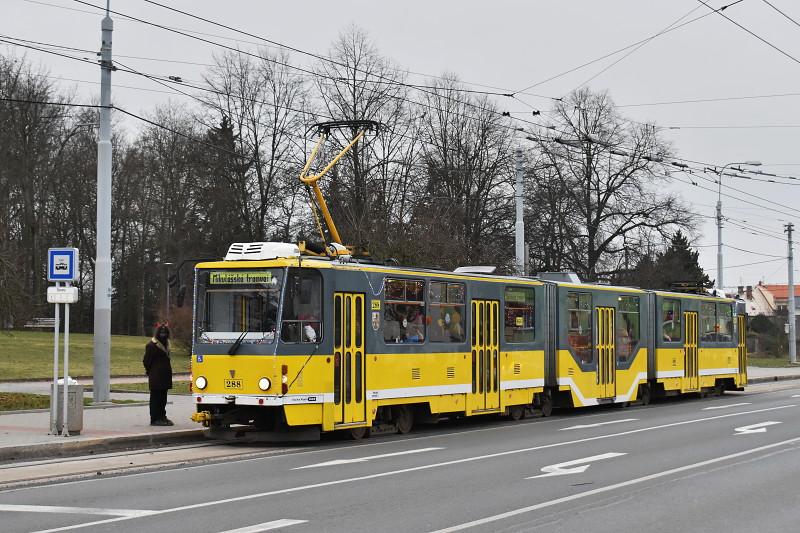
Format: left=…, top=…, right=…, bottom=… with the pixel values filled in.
left=228, top=330, right=248, bottom=355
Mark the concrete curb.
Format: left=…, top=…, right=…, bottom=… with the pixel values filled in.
left=0, top=429, right=206, bottom=464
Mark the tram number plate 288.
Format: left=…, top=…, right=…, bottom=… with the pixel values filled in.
left=224, top=379, right=243, bottom=389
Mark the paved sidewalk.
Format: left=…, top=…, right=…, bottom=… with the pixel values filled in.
left=1, top=366, right=799, bottom=464
left=0, top=379, right=204, bottom=463
left=745, top=365, right=800, bottom=382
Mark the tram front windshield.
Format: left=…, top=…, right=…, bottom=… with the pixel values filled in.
left=196, top=269, right=283, bottom=344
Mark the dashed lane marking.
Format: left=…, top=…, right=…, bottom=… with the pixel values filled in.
left=294, top=447, right=443, bottom=469
left=702, top=402, right=752, bottom=410
left=559, top=419, right=638, bottom=430
left=0, top=504, right=155, bottom=517
left=217, top=519, right=307, bottom=532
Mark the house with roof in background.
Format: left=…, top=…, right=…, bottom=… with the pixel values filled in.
left=735, top=282, right=800, bottom=357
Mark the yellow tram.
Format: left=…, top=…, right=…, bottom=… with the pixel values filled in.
left=189, top=121, right=747, bottom=440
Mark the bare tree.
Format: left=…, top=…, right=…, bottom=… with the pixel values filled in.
left=415, top=75, right=515, bottom=270
left=527, top=89, right=695, bottom=281
left=203, top=48, right=308, bottom=243
left=313, top=26, right=421, bottom=256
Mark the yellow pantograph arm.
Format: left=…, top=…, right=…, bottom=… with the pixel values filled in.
left=299, top=129, right=367, bottom=246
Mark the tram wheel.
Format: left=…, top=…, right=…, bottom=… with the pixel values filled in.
left=395, top=406, right=414, bottom=434
left=508, top=405, right=525, bottom=421
left=714, top=382, right=725, bottom=397
left=349, top=426, right=368, bottom=440
left=539, top=392, right=553, bottom=417
left=639, top=384, right=651, bottom=406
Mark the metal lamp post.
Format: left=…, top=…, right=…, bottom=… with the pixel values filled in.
left=716, top=160, right=761, bottom=293
left=162, top=262, right=174, bottom=322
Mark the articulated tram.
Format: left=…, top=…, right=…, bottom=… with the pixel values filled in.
left=189, top=245, right=747, bottom=440
left=189, top=120, right=747, bottom=440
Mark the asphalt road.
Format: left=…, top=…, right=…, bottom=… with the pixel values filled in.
left=1, top=384, right=799, bottom=533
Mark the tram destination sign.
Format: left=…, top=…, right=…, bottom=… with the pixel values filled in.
left=209, top=271, right=273, bottom=284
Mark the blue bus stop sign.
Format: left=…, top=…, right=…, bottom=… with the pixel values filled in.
left=48, top=248, right=79, bottom=282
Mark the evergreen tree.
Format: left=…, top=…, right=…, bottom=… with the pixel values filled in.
left=617, top=231, right=712, bottom=290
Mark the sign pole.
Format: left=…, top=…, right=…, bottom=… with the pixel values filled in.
left=61, top=291, right=71, bottom=437
left=50, top=284, right=60, bottom=435
left=47, top=247, right=80, bottom=437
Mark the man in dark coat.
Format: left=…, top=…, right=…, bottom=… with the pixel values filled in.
left=143, top=323, right=174, bottom=426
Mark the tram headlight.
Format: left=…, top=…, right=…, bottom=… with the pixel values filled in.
left=258, top=377, right=271, bottom=391
left=195, top=376, right=207, bottom=390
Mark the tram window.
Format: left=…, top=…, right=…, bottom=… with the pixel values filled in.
left=717, top=303, right=734, bottom=343
left=195, top=269, right=282, bottom=344
left=384, top=278, right=426, bottom=343
left=429, top=281, right=465, bottom=343
left=700, top=301, right=717, bottom=342
left=661, top=299, right=681, bottom=342
left=280, top=269, right=323, bottom=344
left=567, top=292, right=592, bottom=363
left=504, top=287, right=535, bottom=343
left=616, top=296, right=640, bottom=361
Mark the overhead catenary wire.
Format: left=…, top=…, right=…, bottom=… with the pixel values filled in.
left=697, top=0, right=800, bottom=67
left=516, top=0, right=744, bottom=92
left=8, top=10, right=799, bottom=226
left=761, top=0, right=800, bottom=29
left=572, top=4, right=703, bottom=92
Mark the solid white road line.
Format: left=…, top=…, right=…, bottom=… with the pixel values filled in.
left=293, top=447, right=444, bottom=469
left=734, top=421, right=782, bottom=434
left=559, top=419, right=638, bottom=431
left=428, top=435, right=800, bottom=533
left=217, top=519, right=307, bottom=533
left=29, top=404, right=798, bottom=533
left=0, top=504, right=155, bottom=517
left=527, top=452, right=626, bottom=479
left=702, top=402, right=752, bottom=411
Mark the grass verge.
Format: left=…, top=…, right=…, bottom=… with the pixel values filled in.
left=748, top=356, right=798, bottom=368
left=0, top=330, right=189, bottom=380
left=0, top=392, right=141, bottom=411
left=109, top=381, right=191, bottom=394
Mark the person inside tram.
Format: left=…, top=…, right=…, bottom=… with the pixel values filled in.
left=404, top=305, right=425, bottom=343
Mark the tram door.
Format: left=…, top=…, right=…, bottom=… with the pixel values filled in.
left=737, top=314, right=747, bottom=384
left=595, top=307, right=616, bottom=398
left=470, top=300, right=500, bottom=411
left=333, top=293, right=366, bottom=426
left=684, top=311, right=699, bottom=390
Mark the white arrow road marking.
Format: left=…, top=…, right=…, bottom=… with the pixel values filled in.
left=217, top=519, right=307, bottom=533
left=734, top=421, right=782, bottom=435
left=559, top=418, right=638, bottom=431
left=792, top=395, right=800, bottom=398
left=429, top=436, right=800, bottom=533
left=0, top=504, right=155, bottom=517
left=293, top=447, right=443, bottom=469
left=526, top=452, right=626, bottom=479
left=702, top=402, right=752, bottom=410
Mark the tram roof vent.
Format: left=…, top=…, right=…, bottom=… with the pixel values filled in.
left=224, top=242, right=300, bottom=261
left=537, top=271, right=582, bottom=284
left=453, top=265, right=497, bottom=274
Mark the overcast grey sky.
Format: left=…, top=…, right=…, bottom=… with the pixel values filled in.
left=5, top=0, right=799, bottom=287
